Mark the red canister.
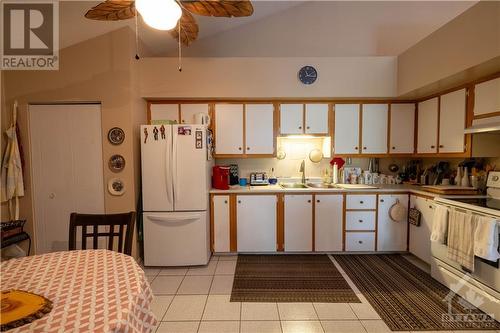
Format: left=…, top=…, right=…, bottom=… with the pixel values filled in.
left=212, top=166, right=230, bottom=190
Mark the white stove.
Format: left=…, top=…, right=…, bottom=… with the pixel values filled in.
left=432, top=171, right=500, bottom=320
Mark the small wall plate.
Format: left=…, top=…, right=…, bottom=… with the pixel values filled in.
left=108, top=127, right=125, bottom=145
left=108, top=154, right=125, bottom=172
left=108, top=178, right=125, bottom=196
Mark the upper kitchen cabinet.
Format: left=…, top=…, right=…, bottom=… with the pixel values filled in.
left=361, top=104, right=388, bottom=154
left=149, top=103, right=179, bottom=122
left=180, top=104, right=209, bottom=124
left=305, top=104, right=329, bottom=134
left=417, top=97, right=439, bottom=154
left=280, top=103, right=329, bottom=135
left=215, top=104, right=244, bottom=155
left=474, top=77, right=500, bottom=117
left=390, top=104, right=415, bottom=154
left=245, top=104, right=275, bottom=155
left=280, top=104, right=303, bottom=135
left=334, top=104, right=360, bottom=154
left=214, top=103, right=275, bottom=157
left=439, top=89, right=466, bottom=153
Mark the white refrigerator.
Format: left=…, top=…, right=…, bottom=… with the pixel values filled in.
left=141, top=124, right=212, bottom=266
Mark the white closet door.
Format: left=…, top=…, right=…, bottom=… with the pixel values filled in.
left=334, top=104, right=360, bottom=154
left=439, top=89, right=466, bottom=153
left=29, top=104, right=105, bottom=254
left=361, top=104, right=388, bottom=154
left=390, top=104, right=415, bottom=154
left=150, top=104, right=179, bottom=122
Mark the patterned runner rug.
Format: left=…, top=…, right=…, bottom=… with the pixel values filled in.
left=230, top=254, right=360, bottom=303
left=334, top=254, right=500, bottom=331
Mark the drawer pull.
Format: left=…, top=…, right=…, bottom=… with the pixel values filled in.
left=359, top=201, right=364, bottom=204
left=358, top=220, right=363, bottom=223
left=358, top=241, right=363, bottom=244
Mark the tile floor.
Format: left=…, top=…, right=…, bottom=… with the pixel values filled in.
left=145, top=254, right=499, bottom=333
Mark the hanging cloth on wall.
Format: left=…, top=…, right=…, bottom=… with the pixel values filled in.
left=1, top=100, right=25, bottom=220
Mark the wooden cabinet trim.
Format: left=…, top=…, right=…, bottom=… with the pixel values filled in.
left=229, top=194, right=237, bottom=252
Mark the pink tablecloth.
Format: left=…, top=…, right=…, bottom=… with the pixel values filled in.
left=1, top=250, right=157, bottom=332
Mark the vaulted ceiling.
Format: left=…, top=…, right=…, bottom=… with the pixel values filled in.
left=61, top=1, right=476, bottom=57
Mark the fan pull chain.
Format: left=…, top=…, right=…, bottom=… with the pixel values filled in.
left=178, top=22, right=182, bottom=72
left=135, top=11, right=140, bottom=60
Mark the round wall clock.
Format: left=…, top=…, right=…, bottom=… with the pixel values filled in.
left=298, top=66, right=317, bottom=85
left=108, top=127, right=125, bottom=145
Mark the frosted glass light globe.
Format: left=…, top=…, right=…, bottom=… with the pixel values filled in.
left=136, top=0, right=182, bottom=31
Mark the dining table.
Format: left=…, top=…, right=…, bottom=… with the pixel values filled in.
left=1, top=249, right=157, bottom=332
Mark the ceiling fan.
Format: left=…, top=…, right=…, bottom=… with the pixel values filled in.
left=85, top=0, right=254, bottom=46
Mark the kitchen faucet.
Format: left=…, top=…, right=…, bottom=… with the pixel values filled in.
left=299, top=160, right=306, bottom=184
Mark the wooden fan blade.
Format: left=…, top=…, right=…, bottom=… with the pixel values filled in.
left=180, top=0, right=253, bottom=17
left=85, top=0, right=136, bottom=21
left=170, top=10, right=199, bottom=46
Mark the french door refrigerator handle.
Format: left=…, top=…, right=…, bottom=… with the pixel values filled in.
left=165, top=126, right=173, bottom=205
left=172, top=127, right=179, bottom=205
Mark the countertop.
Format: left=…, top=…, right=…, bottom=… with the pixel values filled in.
left=209, top=183, right=464, bottom=198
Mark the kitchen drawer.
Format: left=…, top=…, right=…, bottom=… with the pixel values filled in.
left=345, top=232, right=375, bottom=251
left=346, top=194, right=376, bottom=210
left=345, top=211, right=376, bottom=231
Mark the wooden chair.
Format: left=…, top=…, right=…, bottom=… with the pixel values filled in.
left=69, top=212, right=135, bottom=255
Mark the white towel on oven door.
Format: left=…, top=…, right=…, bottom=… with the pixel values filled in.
left=430, top=204, right=449, bottom=244
left=473, top=215, right=500, bottom=262
left=447, top=209, right=476, bottom=271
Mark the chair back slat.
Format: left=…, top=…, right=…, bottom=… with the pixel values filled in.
left=81, top=226, right=87, bottom=250
left=118, top=224, right=124, bottom=253
left=108, top=224, right=114, bottom=251
left=69, top=212, right=135, bottom=255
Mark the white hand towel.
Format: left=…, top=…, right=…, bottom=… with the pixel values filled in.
left=430, top=205, right=449, bottom=244
left=447, top=209, right=476, bottom=272
left=473, top=216, right=500, bottom=262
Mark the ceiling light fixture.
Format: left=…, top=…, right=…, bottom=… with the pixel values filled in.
left=135, top=0, right=182, bottom=31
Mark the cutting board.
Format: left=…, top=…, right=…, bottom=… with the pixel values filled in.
left=421, top=185, right=478, bottom=195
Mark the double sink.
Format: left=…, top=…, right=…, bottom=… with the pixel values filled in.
left=280, top=183, right=379, bottom=190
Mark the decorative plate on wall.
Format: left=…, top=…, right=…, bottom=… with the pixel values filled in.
left=108, top=127, right=125, bottom=145
left=108, top=154, right=125, bottom=172
left=108, top=178, right=125, bottom=196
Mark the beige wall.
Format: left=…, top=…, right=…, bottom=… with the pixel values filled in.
left=139, top=57, right=397, bottom=98
left=2, top=27, right=142, bottom=256
left=397, top=1, right=500, bottom=96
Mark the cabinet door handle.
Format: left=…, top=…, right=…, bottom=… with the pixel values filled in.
left=358, top=241, right=363, bottom=244
left=392, top=146, right=396, bottom=150
left=363, top=147, right=367, bottom=150
left=358, top=220, right=363, bottom=223
left=354, top=146, right=359, bottom=150
left=316, top=199, right=320, bottom=203
left=359, top=201, right=364, bottom=204
left=307, top=199, right=311, bottom=203
left=431, top=145, right=435, bottom=149
left=306, top=126, right=310, bottom=129
left=238, top=147, right=242, bottom=150
left=439, top=145, right=444, bottom=148
left=429, top=205, right=433, bottom=209
left=298, top=126, right=302, bottom=129
left=238, top=200, right=241, bottom=204
left=380, top=199, right=384, bottom=202
left=247, top=147, right=250, bottom=150
left=224, top=200, right=228, bottom=204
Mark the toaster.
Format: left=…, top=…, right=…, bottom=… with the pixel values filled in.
left=250, top=172, right=269, bottom=186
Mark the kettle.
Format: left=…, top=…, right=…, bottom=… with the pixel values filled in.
left=194, top=113, right=211, bottom=126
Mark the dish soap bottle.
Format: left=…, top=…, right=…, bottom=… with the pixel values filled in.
left=269, top=167, right=277, bottom=185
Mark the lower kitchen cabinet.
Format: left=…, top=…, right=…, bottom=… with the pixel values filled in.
left=284, top=194, right=313, bottom=251
left=236, top=195, right=277, bottom=252
left=315, top=194, right=343, bottom=252
left=377, top=194, right=408, bottom=252
left=409, top=195, right=434, bottom=263
left=345, top=232, right=375, bottom=251
left=212, top=195, right=230, bottom=252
